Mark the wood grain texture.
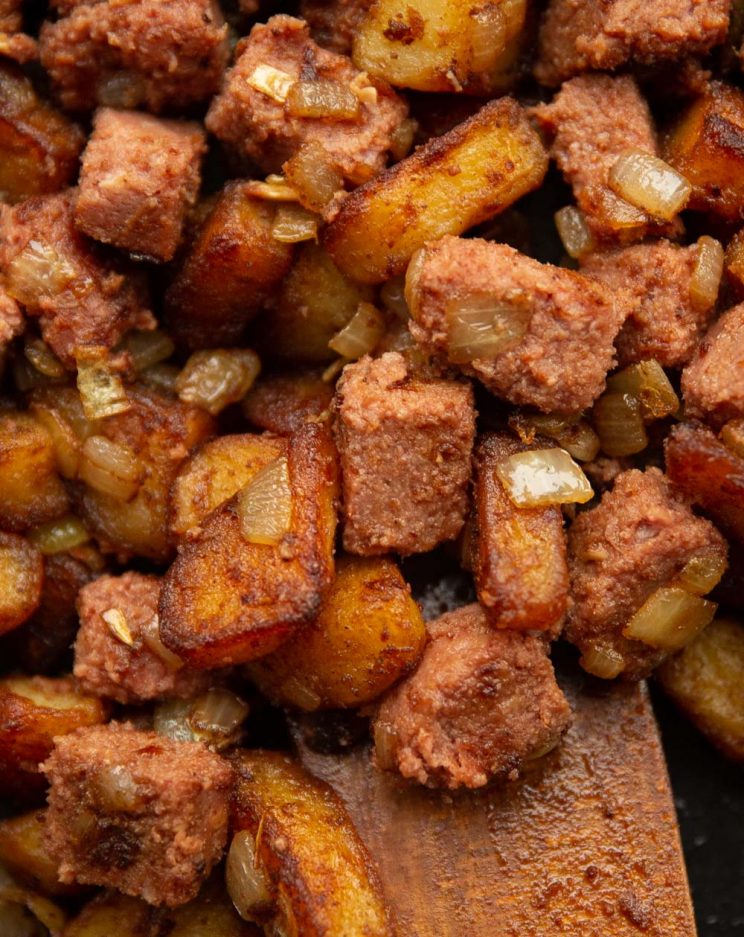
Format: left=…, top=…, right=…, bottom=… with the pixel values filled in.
left=294, top=668, right=696, bottom=937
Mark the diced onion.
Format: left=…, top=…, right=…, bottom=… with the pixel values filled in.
left=271, top=204, right=319, bottom=244
left=580, top=642, right=625, bottom=679
left=554, top=205, right=595, bottom=260
left=622, top=586, right=716, bottom=650
left=593, top=392, right=648, bottom=457
left=283, top=143, right=343, bottom=214
left=23, top=338, right=65, bottom=379
left=245, top=175, right=301, bottom=202
left=226, top=831, right=273, bottom=923
left=102, top=607, right=135, bottom=647
left=446, top=292, right=531, bottom=364
left=495, top=448, right=594, bottom=508
left=140, top=615, right=183, bottom=671
left=469, top=4, right=507, bottom=72
left=285, top=79, right=360, bottom=119
left=605, top=360, right=680, bottom=421
left=721, top=419, right=744, bottom=459
left=28, top=515, right=90, bottom=556
left=278, top=675, right=322, bottom=712
left=239, top=456, right=293, bottom=545
left=188, top=688, right=249, bottom=750
left=247, top=64, right=295, bottom=103
left=373, top=721, right=398, bottom=771
left=509, top=413, right=600, bottom=463
left=380, top=277, right=409, bottom=320
left=153, top=699, right=196, bottom=743
left=93, top=764, right=144, bottom=812
left=28, top=405, right=79, bottom=479
left=674, top=552, right=727, bottom=596
left=122, top=329, right=175, bottom=371
left=141, top=362, right=180, bottom=393
left=176, top=349, right=261, bottom=415
left=328, top=302, right=385, bottom=359
left=689, top=235, right=724, bottom=311
left=389, top=118, right=416, bottom=161
left=80, top=435, right=143, bottom=501
left=5, top=239, right=79, bottom=308
left=321, top=358, right=346, bottom=384
left=608, top=149, right=691, bottom=221
left=76, top=356, right=130, bottom=420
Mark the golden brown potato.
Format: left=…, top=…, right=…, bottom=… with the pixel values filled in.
left=0, top=532, right=43, bottom=636
left=241, top=368, right=334, bottom=435
left=353, top=0, right=527, bottom=94
left=0, top=410, right=69, bottom=531
left=255, top=243, right=375, bottom=363
left=472, top=433, right=569, bottom=634
left=322, top=97, right=548, bottom=283
left=0, top=675, right=107, bottom=802
left=170, top=433, right=287, bottom=540
left=0, top=809, right=79, bottom=896
left=230, top=750, right=393, bottom=936
left=657, top=617, right=744, bottom=762
left=664, top=81, right=744, bottom=220
left=160, top=422, right=338, bottom=669
left=247, top=555, right=426, bottom=710
left=61, top=892, right=153, bottom=937
left=165, top=183, right=295, bottom=350
left=0, top=61, right=83, bottom=203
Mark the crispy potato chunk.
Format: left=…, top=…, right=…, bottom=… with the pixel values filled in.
left=247, top=555, right=426, bottom=710
left=0, top=532, right=43, bottom=636
left=160, top=423, right=338, bottom=669
left=230, top=750, right=393, bottom=936
left=472, top=433, right=568, bottom=634
left=353, top=0, right=527, bottom=93
left=242, top=368, right=334, bottom=435
left=61, top=892, right=153, bottom=937
left=0, top=675, right=106, bottom=802
left=0, top=61, right=83, bottom=203
left=0, top=410, right=68, bottom=531
left=165, top=183, right=294, bottom=350
left=322, top=97, right=547, bottom=283
left=664, top=81, right=744, bottom=220
left=658, top=617, right=744, bottom=762
left=0, top=808, right=78, bottom=896
left=170, top=433, right=287, bottom=540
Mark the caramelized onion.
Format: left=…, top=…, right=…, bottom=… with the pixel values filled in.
left=153, top=699, right=196, bottom=743
left=101, top=607, right=135, bottom=647
left=380, top=277, right=409, bottom=320
left=189, top=688, right=249, bottom=750
left=283, top=143, right=343, bottom=214
left=623, top=587, right=716, bottom=650
left=608, top=149, right=691, bottom=221
left=689, top=235, right=724, bottom=311
left=373, top=721, right=398, bottom=771
left=28, top=515, right=90, bottom=556
left=226, top=830, right=273, bottom=922
left=285, top=79, right=360, bottom=119
left=328, top=302, right=385, bottom=359
left=580, top=642, right=625, bottom=680
left=674, top=552, right=727, bottom=596
left=29, top=404, right=79, bottom=478
left=76, top=356, right=130, bottom=420
left=593, top=392, right=648, bottom=457
left=469, top=5, right=507, bottom=72
left=176, top=349, right=261, bottom=415
left=5, top=239, right=79, bottom=308
left=554, top=205, right=595, bottom=260
left=271, top=204, right=319, bottom=243
left=239, top=456, right=293, bottom=545
left=509, top=413, right=600, bottom=463
left=122, top=329, right=175, bottom=371
left=605, top=360, right=679, bottom=421
left=247, top=64, right=295, bottom=103
left=245, top=175, right=301, bottom=202
left=495, top=448, right=594, bottom=508
left=80, top=435, right=143, bottom=501
left=389, top=118, right=416, bottom=161
left=140, top=615, right=183, bottom=671
left=446, top=292, right=531, bottom=364
left=23, top=338, right=65, bottom=379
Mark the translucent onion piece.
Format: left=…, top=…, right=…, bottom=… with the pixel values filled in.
left=495, top=447, right=594, bottom=508
left=608, top=149, right=691, bottom=221
left=176, top=349, right=261, bottom=415
left=23, top=338, right=65, bottom=379
left=153, top=699, right=196, bottom=743
left=140, top=615, right=184, bottom=671
left=283, top=142, right=343, bottom=214
left=321, top=358, right=346, bottom=384
left=509, top=412, right=600, bottom=463
left=245, top=175, right=301, bottom=202
left=389, top=118, right=416, bottom=161
left=554, top=205, right=595, bottom=260
left=188, top=688, right=249, bottom=750
left=721, top=418, right=744, bottom=459
left=102, top=607, right=135, bottom=647
left=80, top=435, right=143, bottom=501
left=5, top=239, right=78, bottom=308
left=379, top=277, right=409, bottom=320
left=28, top=515, right=90, bottom=556
left=689, top=235, right=724, bottom=311
left=328, top=302, right=385, bottom=359
left=141, top=362, right=180, bottom=393
left=674, top=552, right=727, bottom=596
left=579, top=642, right=625, bottom=680
left=123, top=329, right=175, bottom=371
left=623, top=586, right=717, bottom=650
left=247, top=64, right=295, bottom=103
left=93, top=764, right=144, bottom=812
left=271, top=204, right=319, bottom=244
left=593, top=392, right=648, bottom=457
left=285, top=79, right=360, bottom=119
left=605, top=360, right=680, bottom=421
left=226, top=830, right=273, bottom=923
left=239, top=456, right=293, bottom=545
left=76, top=356, right=130, bottom=420
left=28, top=405, right=79, bottom=479
left=373, top=721, right=398, bottom=771
left=469, top=4, right=507, bottom=72
left=446, top=292, right=531, bottom=364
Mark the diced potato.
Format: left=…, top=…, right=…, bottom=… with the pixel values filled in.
left=242, top=368, right=334, bottom=435
left=0, top=809, right=79, bottom=896
left=665, top=422, right=744, bottom=543
left=60, top=892, right=153, bottom=937
left=353, top=0, right=527, bottom=94
left=664, top=81, right=744, bottom=220
left=230, top=750, right=392, bottom=936
left=0, top=61, right=83, bottom=203
left=255, top=243, right=375, bottom=363
left=0, top=532, right=43, bottom=636
left=170, top=434, right=288, bottom=540
left=160, top=423, right=338, bottom=669
left=79, top=385, right=215, bottom=561
left=247, top=555, right=426, bottom=710
left=471, top=433, right=569, bottom=633
left=165, top=183, right=295, bottom=350
left=0, top=675, right=107, bottom=802
left=322, top=97, right=548, bottom=283
left=657, top=617, right=744, bottom=762
left=0, top=411, right=69, bottom=531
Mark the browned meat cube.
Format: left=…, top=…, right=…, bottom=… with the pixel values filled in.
left=531, top=75, right=679, bottom=244
left=566, top=468, right=728, bottom=680
left=407, top=236, right=627, bottom=413
left=334, top=352, right=475, bottom=555
left=582, top=239, right=719, bottom=368
left=42, top=723, right=232, bottom=906
left=0, top=286, right=23, bottom=352
left=300, top=0, right=371, bottom=54
left=373, top=603, right=571, bottom=789
left=0, top=2, right=37, bottom=64
left=681, top=302, right=744, bottom=426
left=535, top=0, right=730, bottom=86
left=74, top=572, right=211, bottom=704
left=205, top=15, right=408, bottom=185
left=76, top=109, right=206, bottom=262
left=0, top=191, right=155, bottom=367
left=39, top=0, right=229, bottom=114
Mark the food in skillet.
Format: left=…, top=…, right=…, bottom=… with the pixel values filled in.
left=0, top=0, right=743, bottom=933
